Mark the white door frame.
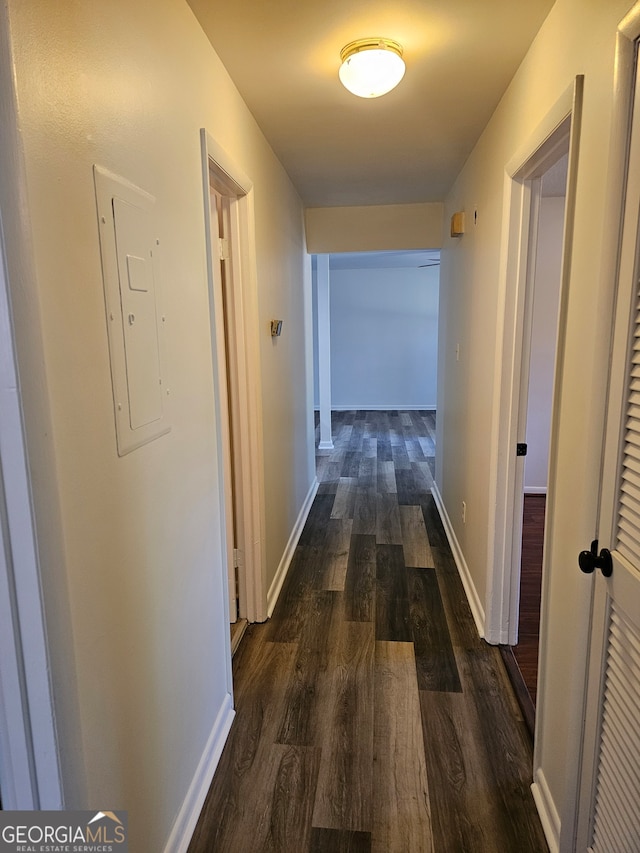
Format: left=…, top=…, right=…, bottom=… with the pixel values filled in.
left=0, top=1, right=64, bottom=802
left=0, top=213, right=63, bottom=809
left=485, top=78, right=583, bottom=647
left=200, top=130, right=267, bottom=624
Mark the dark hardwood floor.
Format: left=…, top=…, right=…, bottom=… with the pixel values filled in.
left=188, top=410, right=548, bottom=853
left=514, top=493, right=545, bottom=704
left=501, top=493, right=546, bottom=736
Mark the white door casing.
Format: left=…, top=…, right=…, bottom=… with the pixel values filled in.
left=200, top=130, right=267, bottom=628
left=485, top=78, right=583, bottom=647
left=208, top=189, right=239, bottom=623
left=0, top=216, right=63, bottom=809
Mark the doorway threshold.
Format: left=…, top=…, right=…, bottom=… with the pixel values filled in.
left=230, top=618, right=248, bottom=657
left=499, top=645, right=535, bottom=740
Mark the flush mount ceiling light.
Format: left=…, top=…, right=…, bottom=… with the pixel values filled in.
left=339, top=38, right=405, bottom=99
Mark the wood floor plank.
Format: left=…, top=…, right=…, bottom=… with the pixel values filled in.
left=335, top=423, right=354, bottom=445
left=406, top=438, right=426, bottom=461
left=321, top=453, right=348, bottom=484
left=265, top=745, right=322, bottom=853
left=266, top=546, right=325, bottom=643
left=513, top=494, right=545, bottom=704
left=310, top=828, right=372, bottom=852
left=349, top=424, right=364, bottom=452
left=373, top=642, right=432, bottom=853
left=376, top=460, right=397, bottom=494
left=312, top=620, right=375, bottom=832
left=191, top=410, right=547, bottom=852
left=395, top=468, right=419, bottom=505
left=400, top=505, right=434, bottom=568
left=408, top=568, right=462, bottom=692
left=358, top=456, right=377, bottom=491
left=419, top=496, right=448, bottom=550
left=375, top=544, right=411, bottom=642
left=352, top=489, right=376, bottom=536
left=389, top=427, right=403, bottom=446
left=187, top=639, right=298, bottom=853
left=376, top=436, right=393, bottom=462
left=375, top=492, right=402, bottom=545
left=317, top=480, right=339, bottom=495
left=344, top=534, right=376, bottom=622
left=418, top=435, right=435, bottom=456
left=363, top=437, right=378, bottom=458
left=332, top=477, right=358, bottom=519
left=324, top=519, right=353, bottom=591
left=449, top=647, right=548, bottom=850
left=277, top=590, right=338, bottom=746
left=431, top=545, right=485, bottom=651
left=299, top=494, right=335, bottom=547
left=408, top=411, right=429, bottom=436
left=412, top=460, right=434, bottom=494
left=341, top=451, right=362, bottom=477
left=391, top=442, right=411, bottom=471
left=419, top=690, right=524, bottom=853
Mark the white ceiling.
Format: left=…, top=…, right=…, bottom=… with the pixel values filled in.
left=187, top=0, right=555, bottom=207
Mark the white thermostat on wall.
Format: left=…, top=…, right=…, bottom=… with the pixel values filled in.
left=94, top=165, right=170, bottom=455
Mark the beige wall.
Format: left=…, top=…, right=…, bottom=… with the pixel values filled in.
left=305, top=202, right=443, bottom=253
left=2, top=0, right=312, bottom=849
left=525, top=195, right=565, bottom=492
left=437, top=0, right=633, bottom=844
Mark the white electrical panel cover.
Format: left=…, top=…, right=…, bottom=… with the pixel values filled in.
left=94, top=166, right=170, bottom=455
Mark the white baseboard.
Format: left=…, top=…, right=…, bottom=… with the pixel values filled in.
left=267, top=477, right=319, bottom=616
left=318, top=440, right=334, bottom=450
left=532, top=768, right=560, bottom=853
left=314, top=404, right=436, bottom=412
left=164, top=692, right=235, bottom=853
left=524, top=486, right=547, bottom=495
left=431, top=482, right=485, bottom=638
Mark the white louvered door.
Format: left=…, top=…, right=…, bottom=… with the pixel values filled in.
left=575, top=46, right=640, bottom=853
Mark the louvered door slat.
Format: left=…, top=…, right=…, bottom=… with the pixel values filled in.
left=620, top=503, right=640, bottom=536
left=590, top=604, right=640, bottom=853
left=617, top=530, right=640, bottom=565
left=621, top=485, right=640, bottom=519
left=624, top=440, right=640, bottom=461
left=594, top=757, right=636, bottom=851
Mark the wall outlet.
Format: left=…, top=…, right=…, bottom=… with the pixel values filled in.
left=462, top=501, right=467, bottom=523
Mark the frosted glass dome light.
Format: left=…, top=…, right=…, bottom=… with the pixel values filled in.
left=339, top=38, right=405, bottom=99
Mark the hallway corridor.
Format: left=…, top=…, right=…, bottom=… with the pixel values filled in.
left=188, top=411, right=548, bottom=852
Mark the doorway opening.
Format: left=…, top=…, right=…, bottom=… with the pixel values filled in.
left=485, top=79, right=583, bottom=748
left=201, top=131, right=267, bottom=657
left=311, top=249, right=440, bottom=461
left=502, top=153, right=569, bottom=733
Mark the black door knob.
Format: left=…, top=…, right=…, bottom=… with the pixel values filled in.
left=579, top=540, right=613, bottom=578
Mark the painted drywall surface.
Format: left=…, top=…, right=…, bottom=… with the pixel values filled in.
left=312, top=257, right=320, bottom=410
left=5, top=0, right=312, bottom=849
left=525, top=196, right=565, bottom=492
left=326, top=266, right=439, bottom=409
left=437, top=0, right=632, bottom=837
left=250, top=151, right=314, bottom=580
left=305, top=202, right=444, bottom=253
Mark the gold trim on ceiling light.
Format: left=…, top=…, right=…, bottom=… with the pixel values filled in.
left=338, top=37, right=406, bottom=99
